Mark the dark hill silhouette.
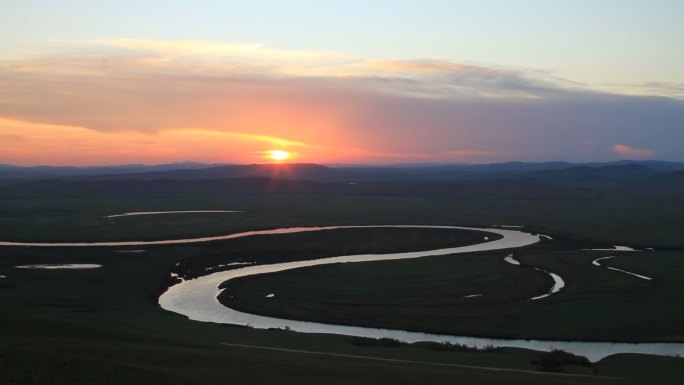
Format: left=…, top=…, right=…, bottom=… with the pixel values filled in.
left=1, top=161, right=683, bottom=184
left=523, top=163, right=657, bottom=184
left=0, top=162, right=225, bottom=179
left=100, top=163, right=336, bottom=181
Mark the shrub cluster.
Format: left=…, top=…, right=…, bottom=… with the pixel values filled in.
left=532, top=349, right=592, bottom=372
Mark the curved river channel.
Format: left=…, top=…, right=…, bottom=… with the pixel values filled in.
left=155, top=225, right=684, bottom=362
left=3, top=224, right=682, bottom=361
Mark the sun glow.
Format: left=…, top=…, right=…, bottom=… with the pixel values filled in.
left=268, top=150, right=290, bottom=162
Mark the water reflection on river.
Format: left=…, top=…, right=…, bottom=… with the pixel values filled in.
left=158, top=225, right=684, bottom=361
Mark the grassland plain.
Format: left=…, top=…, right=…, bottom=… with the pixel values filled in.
left=219, top=248, right=684, bottom=341
left=2, top=240, right=682, bottom=385
left=1, top=190, right=684, bottom=384
left=0, top=192, right=683, bottom=247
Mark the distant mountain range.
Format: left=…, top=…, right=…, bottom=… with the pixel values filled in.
left=2, top=160, right=684, bottom=201
left=0, top=162, right=228, bottom=178
left=1, top=160, right=684, bottom=185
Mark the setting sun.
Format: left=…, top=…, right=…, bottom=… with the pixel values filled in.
left=268, top=150, right=290, bottom=162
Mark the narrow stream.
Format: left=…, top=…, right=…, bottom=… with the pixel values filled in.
left=504, top=254, right=566, bottom=301
left=592, top=256, right=652, bottom=280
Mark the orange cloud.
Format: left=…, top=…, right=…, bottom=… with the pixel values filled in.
left=0, top=118, right=309, bottom=166
left=0, top=117, right=500, bottom=166
left=613, top=144, right=654, bottom=158
left=332, top=148, right=502, bottom=164
left=1, top=40, right=681, bottom=165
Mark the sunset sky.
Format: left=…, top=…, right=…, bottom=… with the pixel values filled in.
left=1, top=1, right=683, bottom=165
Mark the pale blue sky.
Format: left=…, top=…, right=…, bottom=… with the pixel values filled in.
left=2, top=0, right=682, bottom=87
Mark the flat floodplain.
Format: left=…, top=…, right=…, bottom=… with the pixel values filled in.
left=219, top=248, right=684, bottom=342
left=1, top=184, right=684, bottom=384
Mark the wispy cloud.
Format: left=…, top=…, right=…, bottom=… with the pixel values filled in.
left=637, top=82, right=684, bottom=99
left=1, top=40, right=683, bottom=164
left=2, top=40, right=580, bottom=98
left=600, top=81, right=684, bottom=100
left=86, top=39, right=350, bottom=63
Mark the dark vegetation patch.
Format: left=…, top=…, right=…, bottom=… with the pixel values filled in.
left=350, top=337, right=406, bottom=348
left=532, top=349, right=593, bottom=372
left=413, top=341, right=503, bottom=353
left=349, top=337, right=503, bottom=353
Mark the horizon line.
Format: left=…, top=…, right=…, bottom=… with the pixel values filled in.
left=1, top=159, right=682, bottom=169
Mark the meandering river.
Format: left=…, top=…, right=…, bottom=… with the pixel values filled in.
left=2, top=223, right=681, bottom=361
left=156, top=225, right=684, bottom=362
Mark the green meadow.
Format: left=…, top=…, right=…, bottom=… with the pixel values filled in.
left=221, top=248, right=684, bottom=341
left=1, top=189, right=683, bottom=384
